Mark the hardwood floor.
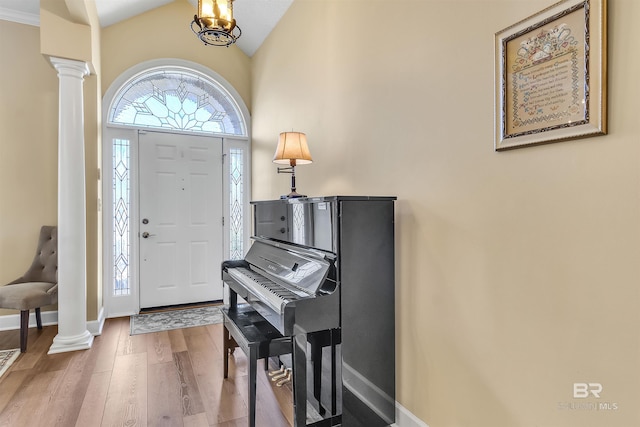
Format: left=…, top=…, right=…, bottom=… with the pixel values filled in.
left=0, top=317, right=293, bottom=427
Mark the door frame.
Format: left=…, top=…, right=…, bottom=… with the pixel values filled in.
left=101, top=127, right=251, bottom=317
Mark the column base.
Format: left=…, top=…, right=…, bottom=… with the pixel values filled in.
left=48, top=330, right=94, bottom=354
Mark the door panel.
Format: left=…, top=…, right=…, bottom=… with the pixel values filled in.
left=139, top=132, right=223, bottom=308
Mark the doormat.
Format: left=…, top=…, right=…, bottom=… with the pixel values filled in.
left=0, top=349, right=20, bottom=378
left=130, top=305, right=223, bottom=335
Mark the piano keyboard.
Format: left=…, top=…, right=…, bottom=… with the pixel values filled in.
left=228, top=267, right=305, bottom=313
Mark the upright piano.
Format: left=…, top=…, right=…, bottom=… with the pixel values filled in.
left=222, top=196, right=396, bottom=426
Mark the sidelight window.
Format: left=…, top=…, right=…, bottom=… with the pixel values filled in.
left=112, top=138, right=131, bottom=295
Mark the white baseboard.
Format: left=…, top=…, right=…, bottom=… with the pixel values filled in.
left=0, top=308, right=105, bottom=336
left=393, top=402, right=429, bottom=427
left=0, top=310, right=58, bottom=330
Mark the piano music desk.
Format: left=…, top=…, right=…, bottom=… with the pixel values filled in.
left=222, top=304, right=292, bottom=427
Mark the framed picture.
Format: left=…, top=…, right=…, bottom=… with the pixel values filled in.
left=494, top=0, right=607, bottom=151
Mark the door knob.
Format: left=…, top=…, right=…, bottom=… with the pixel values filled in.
left=142, top=232, right=155, bottom=238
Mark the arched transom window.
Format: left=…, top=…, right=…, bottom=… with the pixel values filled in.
left=108, top=68, right=246, bottom=136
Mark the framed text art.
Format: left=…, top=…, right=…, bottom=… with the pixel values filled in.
left=494, top=0, right=607, bottom=151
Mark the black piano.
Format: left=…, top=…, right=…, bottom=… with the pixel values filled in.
left=222, top=196, right=396, bottom=427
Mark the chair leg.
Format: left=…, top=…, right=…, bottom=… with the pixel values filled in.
left=20, top=310, right=29, bottom=353
left=35, top=307, right=42, bottom=329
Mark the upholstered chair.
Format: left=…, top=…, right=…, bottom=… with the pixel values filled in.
left=0, top=226, right=58, bottom=352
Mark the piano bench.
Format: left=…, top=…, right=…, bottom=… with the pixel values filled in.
left=221, top=304, right=292, bottom=427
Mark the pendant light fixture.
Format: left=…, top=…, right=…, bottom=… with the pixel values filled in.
left=191, top=0, right=242, bottom=47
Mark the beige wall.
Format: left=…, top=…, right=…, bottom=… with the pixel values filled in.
left=100, top=0, right=252, bottom=111
left=1, top=3, right=102, bottom=319
left=81, top=0, right=103, bottom=320
left=252, top=1, right=640, bottom=426
left=0, top=20, right=59, bottom=315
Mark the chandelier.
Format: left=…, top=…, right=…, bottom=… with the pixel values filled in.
left=191, top=0, right=242, bottom=47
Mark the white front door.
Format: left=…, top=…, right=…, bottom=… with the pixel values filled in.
left=139, top=131, right=223, bottom=308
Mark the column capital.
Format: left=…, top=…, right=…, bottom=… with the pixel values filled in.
left=49, top=56, right=90, bottom=78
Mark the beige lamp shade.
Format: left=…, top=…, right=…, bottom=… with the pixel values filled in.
left=273, top=132, right=313, bottom=165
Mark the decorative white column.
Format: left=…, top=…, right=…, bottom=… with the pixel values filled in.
left=48, top=57, right=94, bottom=354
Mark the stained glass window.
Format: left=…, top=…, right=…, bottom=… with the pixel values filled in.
left=109, top=69, right=246, bottom=136
left=229, top=148, right=244, bottom=260
left=113, top=138, right=130, bottom=296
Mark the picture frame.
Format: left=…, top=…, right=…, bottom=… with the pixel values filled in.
left=494, top=0, right=607, bottom=151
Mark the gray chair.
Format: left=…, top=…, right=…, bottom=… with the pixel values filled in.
left=0, top=226, right=58, bottom=352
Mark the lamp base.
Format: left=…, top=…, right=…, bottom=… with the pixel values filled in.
left=280, top=191, right=306, bottom=199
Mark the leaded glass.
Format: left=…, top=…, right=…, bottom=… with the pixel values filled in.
left=109, top=69, right=246, bottom=136
left=229, top=148, right=244, bottom=260
left=113, top=139, right=130, bottom=296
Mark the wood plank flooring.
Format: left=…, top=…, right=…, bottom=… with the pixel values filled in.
left=0, top=317, right=293, bottom=427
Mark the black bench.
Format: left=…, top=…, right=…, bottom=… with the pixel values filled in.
left=222, top=304, right=292, bottom=427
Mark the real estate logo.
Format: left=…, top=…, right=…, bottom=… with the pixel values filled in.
left=573, top=382, right=602, bottom=398
left=557, top=382, right=619, bottom=412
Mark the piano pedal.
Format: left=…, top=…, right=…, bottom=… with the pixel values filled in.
left=268, top=365, right=286, bottom=377
left=271, top=369, right=289, bottom=381
left=275, top=369, right=292, bottom=387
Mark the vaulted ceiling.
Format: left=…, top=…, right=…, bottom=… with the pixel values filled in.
left=0, top=0, right=293, bottom=57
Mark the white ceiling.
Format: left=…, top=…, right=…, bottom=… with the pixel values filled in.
left=0, top=0, right=293, bottom=57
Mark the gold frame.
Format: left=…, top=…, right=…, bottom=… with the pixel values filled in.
left=494, top=0, right=607, bottom=151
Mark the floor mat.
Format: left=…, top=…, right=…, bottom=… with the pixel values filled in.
left=130, top=305, right=223, bottom=335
